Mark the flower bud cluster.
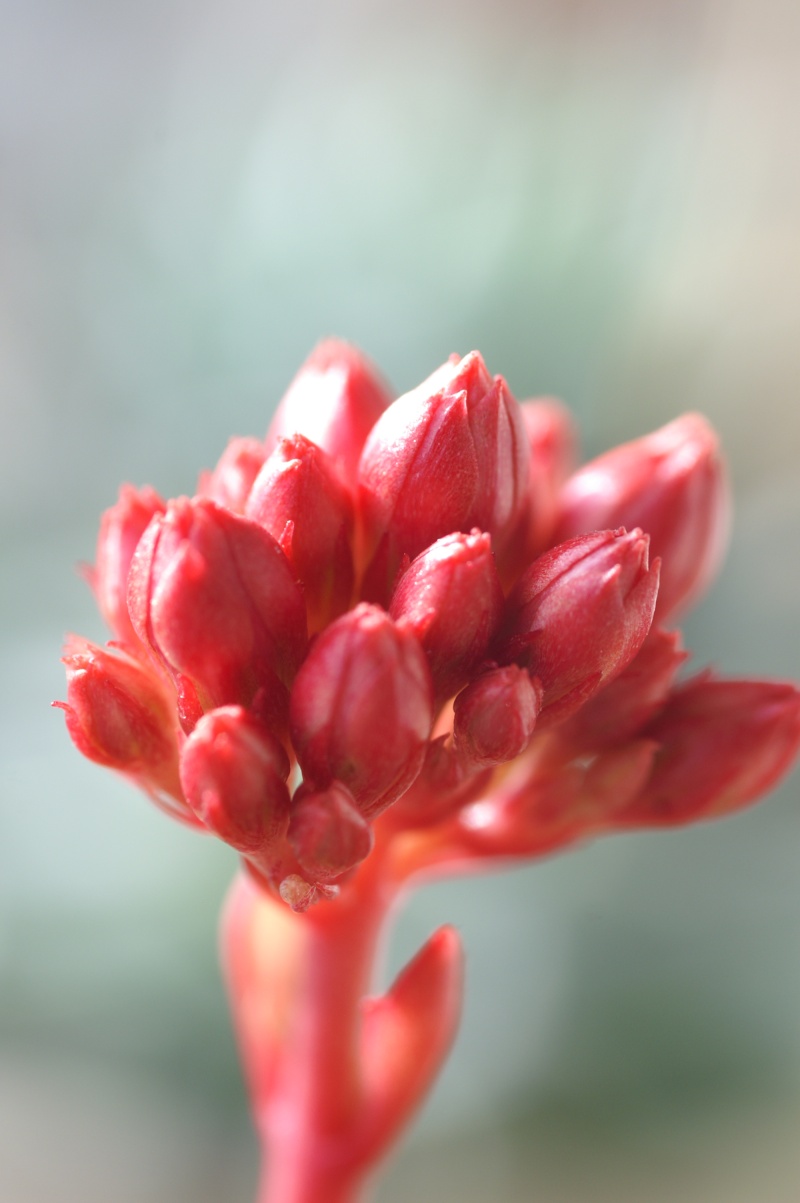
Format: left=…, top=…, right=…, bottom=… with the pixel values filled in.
left=59, top=339, right=800, bottom=907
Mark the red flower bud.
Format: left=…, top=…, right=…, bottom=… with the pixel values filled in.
left=246, top=435, right=355, bottom=634
left=453, top=665, right=543, bottom=767
left=179, top=706, right=291, bottom=852
left=56, top=637, right=186, bottom=814
left=197, top=437, right=268, bottom=514
left=358, top=351, right=530, bottom=600
left=288, top=782, right=373, bottom=882
left=289, top=604, right=434, bottom=818
left=266, top=339, right=393, bottom=483
left=562, top=626, right=688, bottom=751
left=495, top=529, right=660, bottom=724
left=128, top=498, right=307, bottom=731
left=555, top=413, right=729, bottom=622
left=624, top=676, right=800, bottom=825
left=91, top=485, right=165, bottom=647
left=389, top=530, right=503, bottom=706
left=519, top=397, right=578, bottom=558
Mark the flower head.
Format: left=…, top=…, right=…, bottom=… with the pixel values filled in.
left=59, top=343, right=800, bottom=907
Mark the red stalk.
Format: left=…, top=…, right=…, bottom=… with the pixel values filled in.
left=222, top=848, right=399, bottom=1203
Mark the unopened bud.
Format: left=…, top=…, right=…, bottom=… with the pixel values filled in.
left=555, top=413, right=729, bottom=621
left=197, top=437, right=268, bottom=513
left=519, top=397, right=578, bottom=558
left=179, top=706, right=290, bottom=851
left=389, top=530, right=503, bottom=706
left=358, top=351, right=530, bottom=600
left=288, top=782, right=373, bottom=882
left=627, top=676, right=800, bottom=824
left=289, top=603, right=433, bottom=818
left=92, top=485, right=165, bottom=647
left=56, top=638, right=184, bottom=810
left=128, top=498, right=307, bottom=731
left=247, top=435, right=355, bottom=633
left=563, top=626, right=688, bottom=751
left=495, top=529, right=660, bottom=725
left=453, top=665, right=543, bottom=767
left=266, top=339, right=393, bottom=483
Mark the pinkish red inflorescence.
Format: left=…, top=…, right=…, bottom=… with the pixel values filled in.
left=57, top=338, right=800, bottom=1203
left=59, top=338, right=800, bottom=907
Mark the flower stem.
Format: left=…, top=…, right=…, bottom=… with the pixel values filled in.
left=221, top=853, right=397, bottom=1203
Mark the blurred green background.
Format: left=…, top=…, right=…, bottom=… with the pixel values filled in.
left=2, top=0, right=800, bottom=1199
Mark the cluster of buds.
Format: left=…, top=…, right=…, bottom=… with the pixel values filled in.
left=59, top=340, right=800, bottom=910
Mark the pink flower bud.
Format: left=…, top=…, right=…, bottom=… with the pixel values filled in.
left=56, top=637, right=185, bottom=813
left=358, top=351, right=530, bottom=601
left=555, top=413, right=730, bottom=621
left=91, top=485, right=166, bottom=646
left=494, top=529, right=660, bottom=725
left=519, top=397, right=578, bottom=557
left=266, top=339, right=393, bottom=483
left=289, top=604, right=434, bottom=818
left=128, top=498, right=307, bottom=731
left=246, top=435, right=355, bottom=634
left=288, top=782, right=374, bottom=882
left=388, top=530, right=503, bottom=706
left=453, top=665, right=543, bottom=767
left=625, top=676, right=800, bottom=825
left=562, top=626, right=688, bottom=751
left=197, top=437, right=268, bottom=514
left=179, top=706, right=291, bottom=852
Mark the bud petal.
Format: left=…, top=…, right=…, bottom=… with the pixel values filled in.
left=128, top=498, right=307, bottom=730
left=57, top=637, right=185, bottom=812
left=626, top=676, right=800, bottom=824
left=179, top=706, right=291, bottom=851
left=92, top=485, right=166, bottom=646
left=495, top=529, right=660, bottom=724
left=266, top=339, right=393, bottom=483
left=246, top=435, right=355, bottom=633
left=389, top=530, right=503, bottom=705
left=562, top=626, right=688, bottom=751
left=197, top=437, right=268, bottom=514
left=289, top=603, right=434, bottom=818
left=555, top=413, right=730, bottom=621
left=358, top=351, right=530, bottom=600
left=288, top=782, right=373, bottom=882
left=453, top=665, right=543, bottom=767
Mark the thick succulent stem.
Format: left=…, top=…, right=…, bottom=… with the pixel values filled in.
left=221, top=854, right=398, bottom=1203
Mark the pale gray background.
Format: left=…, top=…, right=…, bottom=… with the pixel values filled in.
left=2, top=0, right=800, bottom=1199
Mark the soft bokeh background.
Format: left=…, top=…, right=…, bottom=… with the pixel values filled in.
left=2, top=0, right=800, bottom=1198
